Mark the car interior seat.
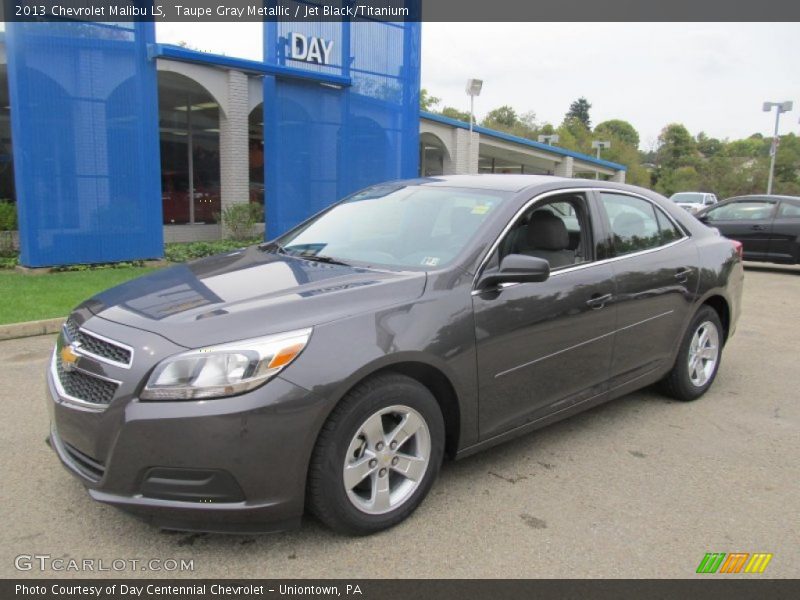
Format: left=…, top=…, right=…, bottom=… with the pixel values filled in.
left=519, top=210, right=575, bottom=268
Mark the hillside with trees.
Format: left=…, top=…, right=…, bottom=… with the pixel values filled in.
left=420, top=90, right=800, bottom=197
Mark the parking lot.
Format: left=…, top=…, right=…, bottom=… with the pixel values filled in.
left=1, top=263, right=798, bottom=579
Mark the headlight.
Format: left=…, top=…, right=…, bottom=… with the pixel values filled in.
left=140, top=328, right=312, bottom=400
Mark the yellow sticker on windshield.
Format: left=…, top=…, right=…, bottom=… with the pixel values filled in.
left=471, top=205, right=490, bottom=215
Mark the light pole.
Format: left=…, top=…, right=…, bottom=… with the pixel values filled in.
left=591, top=140, right=611, bottom=180
left=763, top=101, right=793, bottom=195
left=466, top=79, right=483, bottom=173
left=538, top=134, right=560, bottom=145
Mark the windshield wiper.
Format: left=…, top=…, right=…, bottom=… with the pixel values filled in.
left=295, top=254, right=351, bottom=267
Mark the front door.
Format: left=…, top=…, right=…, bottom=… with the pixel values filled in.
left=473, top=192, right=617, bottom=440
left=768, top=200, right=800, bottom=263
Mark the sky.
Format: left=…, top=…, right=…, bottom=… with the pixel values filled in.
left=157, top=22, right=800, bottom=150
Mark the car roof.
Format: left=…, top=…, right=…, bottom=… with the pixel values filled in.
left=724, top=194, right=800, bottom=202
left=402, top=174, right=573, bottom=193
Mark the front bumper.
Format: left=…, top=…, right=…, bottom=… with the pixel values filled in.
left=47, top=332, right=331, bottom=533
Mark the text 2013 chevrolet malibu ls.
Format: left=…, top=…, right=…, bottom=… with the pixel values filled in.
left=47, top=175, right=743, bottom=535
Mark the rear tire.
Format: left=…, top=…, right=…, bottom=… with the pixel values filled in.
left=306, top=373, right=445, bottom=535
left=659, top=305, right=723, bottom=402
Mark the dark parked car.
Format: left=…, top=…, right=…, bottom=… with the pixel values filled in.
left=47, top=175, right=743, bottom=535
left=695, top=194, right=800, bottom=265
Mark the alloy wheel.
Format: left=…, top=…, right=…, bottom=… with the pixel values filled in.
left=687, top=320, right=720, bottom=387
left=343, top=405, right=431, bottom=515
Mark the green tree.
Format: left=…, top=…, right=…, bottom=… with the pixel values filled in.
left=723, top=136, right=767, bottom=159
left=482, top=105, right=519, bottom=129
left=656, top=165, right=701, bottom=196
left=481, top=106, right=539, bottom=140
left=419, top=88, right=440, bottom=112
left=557, top=116, right=592, bottom=154
left=440, top=106, right=471, bottom=122
left=594, top=119, right=640, bottom=149
left=656, top=123, right=698, bottom=171
left=566, top=97, right=592, bottom=129
left=696, top=132, right=723, bottom=157
left=773, top=133, right=800, bottom=194
left=590, top=121, right=648, bottom=187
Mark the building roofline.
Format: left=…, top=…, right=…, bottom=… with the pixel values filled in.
left=420, top=110, right=627, bottom=171
left=150, top=43, right=352, bottom=88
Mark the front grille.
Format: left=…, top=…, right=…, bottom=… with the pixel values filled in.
left=65, top=316, right=132, bottom=366
left=62, top=440, right=106, bottom=482
left=56, top=354, right=119, bottom=405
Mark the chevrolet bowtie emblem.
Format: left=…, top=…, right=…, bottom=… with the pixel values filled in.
left=60, top=343, right=80, bottom=371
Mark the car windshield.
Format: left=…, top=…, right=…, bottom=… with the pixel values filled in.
left=671, top=193, right=704, bottom=204
left=275, top=184, right=511, bottom=269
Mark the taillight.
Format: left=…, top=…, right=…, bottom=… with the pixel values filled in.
left=731, top=240, right=743, bottom=261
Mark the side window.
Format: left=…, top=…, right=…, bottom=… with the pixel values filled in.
left=600, top=193, right=662, bottom=256
left=705, top=201, right=775, bottom=221
left=777, top=202, right=800, bottom=218
left=654, top=208, right=684, bottom=244
left=495, top=194, right=593, bottom=271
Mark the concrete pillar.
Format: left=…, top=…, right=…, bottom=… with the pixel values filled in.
left=219, top=69, right=250, bottom=237
left=612, top=170, right=626, bottom=183
left=554, top=156, right=574, bottom=178
left=452, top=128, right=480, bottom=174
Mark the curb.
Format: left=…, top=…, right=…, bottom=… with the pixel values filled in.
left=0, top=317, right=65, bottom=341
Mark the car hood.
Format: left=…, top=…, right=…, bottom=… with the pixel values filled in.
left=83, top=246, right=427, bottom=348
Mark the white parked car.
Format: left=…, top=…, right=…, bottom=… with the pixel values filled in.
left=670, top=192, right=718, bottom=214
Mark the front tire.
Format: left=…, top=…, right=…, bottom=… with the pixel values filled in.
left=306, top=373, right=445, bottom=535
left=659, top=305, right=723, bottom=401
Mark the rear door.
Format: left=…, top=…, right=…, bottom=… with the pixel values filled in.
left=768, top=199, right=800, bottom=263
left=597, top=191, right=700, bottom=388
left=702, top=198, right=777, bottom=259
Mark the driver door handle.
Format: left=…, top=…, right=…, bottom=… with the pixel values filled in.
left=750, top=224, right=766, bottom=231
left=586, top=293, right=613, bottom=310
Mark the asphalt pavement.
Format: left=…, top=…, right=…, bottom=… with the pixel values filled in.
left=1, top=263, right=798, bottom=579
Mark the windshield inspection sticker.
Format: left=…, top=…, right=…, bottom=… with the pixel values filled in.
left=421, top=257, right=440, bottom=267
left=471, top=204, right=491, bottom=215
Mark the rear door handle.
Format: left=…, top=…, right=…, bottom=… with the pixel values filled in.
left=750, top=224, right=766, bottom=231
left=586, top=293, right=613, bottom=310
left=675, top=268, right=694, bottom=282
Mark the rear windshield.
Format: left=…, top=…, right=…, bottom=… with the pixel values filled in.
left=671, top=193, right=704, bottom=204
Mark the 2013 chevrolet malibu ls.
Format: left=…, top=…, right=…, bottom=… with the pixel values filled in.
left=47, top=175, right=744, bottom=535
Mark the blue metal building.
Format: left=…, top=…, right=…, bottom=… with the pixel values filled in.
left=0, top=17, right=624, bottom=268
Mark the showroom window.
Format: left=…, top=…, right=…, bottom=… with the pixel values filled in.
left=158, top=72, right=221, bottom=225
left=0, top=64, right=15, bottom=205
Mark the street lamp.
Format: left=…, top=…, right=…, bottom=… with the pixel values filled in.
left=465, top=78, right=483, bottom=132
left=466, top=78, right=483, bottom=173
left=538, top=134, right=560, bottom=145
left=763, top=100, right=793, bottom=195
left=591, top=140, right=611, bottom=180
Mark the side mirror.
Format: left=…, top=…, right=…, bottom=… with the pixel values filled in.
left=478, top=254, right=550, bottom=289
